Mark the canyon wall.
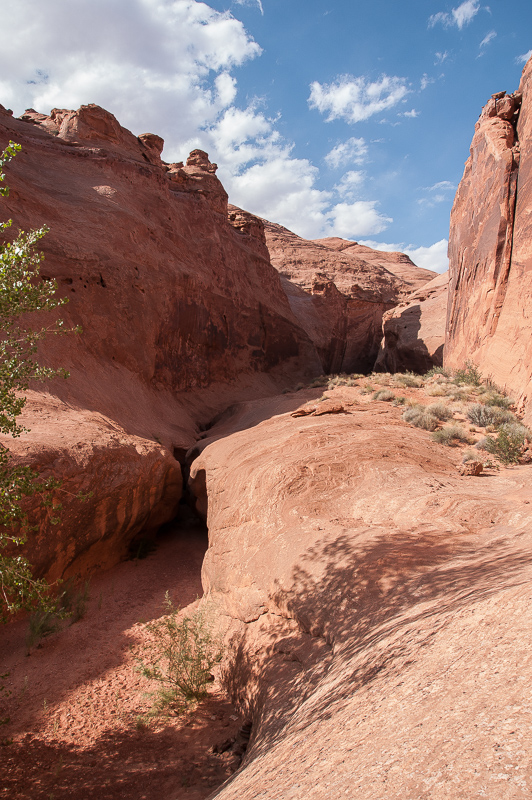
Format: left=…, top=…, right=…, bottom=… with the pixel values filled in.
left=0, top=102, right=426, bottom=579
left=263, top=219, right=435, bottom=374
left=446, top=57, right=532, bottom=420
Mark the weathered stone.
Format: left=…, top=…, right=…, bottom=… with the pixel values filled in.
left=446, top=57, right=532, bottom=423
left=458, top=460, right=483, bottom=476
left=375, top=271, right=448, bottom=373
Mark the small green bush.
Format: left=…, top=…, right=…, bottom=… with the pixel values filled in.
left=452, top=361, right=482, bottom=386
left=431, top=424, right=471, bottom=446
left=138, top=593, right=223, bottom=718
left=26, top=608, right=60, bottom=653
left=482, top=422, right=530, bottom=464
left=423, top=366, right=449, bottom=378
left=372, top=389, right=395, bottom=402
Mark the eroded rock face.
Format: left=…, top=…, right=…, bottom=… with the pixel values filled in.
left=375, top=271, right=448, bottom=373
left=262, top=218, right=436, bottom=374
left=2, top=392, right=181, bottom=581
left=0, top=103, right=323, bottom=578
left=446, top=58, right=532, bottom=421
left=189, top=388, right=532, bottom=799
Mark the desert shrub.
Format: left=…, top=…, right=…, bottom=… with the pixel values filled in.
left=452, top=361, right=482, bottom=386
left=372, top=389, right=395, bottom=402
left=402, top=405, right=439, bottom=431
left=482, top=422, right=530, bottom=465
left=392, top=396, right=406, bottom=406
left=394, top=372, right=424, bottom=388
left=423, top=366, right=450, bottom=378
left=425, top=402, right=452, bottom=421
left=481, top=390, right=512, bottom=409
left=431, top=424, right=471, bottom=446
left=426, top=384, right=448, bottom=397
left=138, top=593, right=223, bottom=718
left=467, top=404, right=515, bottom=427
left=360, top=383, right=374, bottom=395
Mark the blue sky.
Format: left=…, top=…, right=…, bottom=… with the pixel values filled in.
left=1, top=0, right=531, bottom=271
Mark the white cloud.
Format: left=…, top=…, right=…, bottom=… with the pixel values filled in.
left=401, top=109, right=419, bottom=118
left=418, top=179, right=456, bottom=208
left=435, top=51, right=449, bottom=64
left=0, top=0, right=395, bottom=245
left=479, top=30, right=496, bottom=49
left=429, top=1, right=480, bottom=30
left=325, top=137, right=368, bottom=169
left=360, top=239, right=449, bottom=273
left=516, top=49, right=532, bottom=65
left=0, top=0, right=261, bottom=148
left=329, top=201, right=391, bottom=238
left=421, top=73, right=434, bottom=91
left=233, top=0, right=264, bottom=14
left=334, top=171, right=365, bottom=198
left=308, top=74, right=409, bottom=124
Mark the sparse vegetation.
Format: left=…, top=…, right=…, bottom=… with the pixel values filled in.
left=137, top=593, right=223, bottom=720
left=402, top=405, right=439, bottom=431
left=372, top=388, right=395, bottom=402
left=425, top=402, right=452, bottom=421
left=394, top=372, right=424, bottom=388
left=431, top=424, right=471, bottom=446
left=481, top=422, right=530, bottom=465
left=453, top=361, right=482, bottom=386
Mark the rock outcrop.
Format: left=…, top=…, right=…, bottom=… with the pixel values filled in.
left=375, top=271, right=448, bottom=373
left=263, top=220, right=436, bottom=373
left=446, top=57, right=532, bottom=421
left=0, top=103, right=322, bottom=578
left=188, top=386, right=532, bottom=799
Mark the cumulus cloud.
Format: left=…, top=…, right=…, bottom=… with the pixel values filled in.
left=401, top=109, right=419, bottom=118
left=516, top=49, right=532, bottom=65
left=334, top=171, right=365, bottom=198
left=429, top=0, right=480, bottom=30
left=0, top=0, right=395, bottom=244
left=360, top=239, right=449, bottom=273
left=308, top=74, right=409, bottom=124
left=325, top=137, right=368, bottom=169
left=0, top=0, right=261, bottom=148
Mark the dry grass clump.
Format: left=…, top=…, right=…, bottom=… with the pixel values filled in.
left=394, top=372, right=424, bottom=388
left=402, top=405, right=439, bottom=431
left=431, top=424, right=471, bottom=446
left=372, top=388, right=395, bottom=402
left=425, top=402, right=452, bottom=421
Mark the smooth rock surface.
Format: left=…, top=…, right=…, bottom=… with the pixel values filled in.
left=189, top=386, right=532, bottom=799
left=446, top=57, right=532, bottom=421
left=375, top=271, right=448, bottom=373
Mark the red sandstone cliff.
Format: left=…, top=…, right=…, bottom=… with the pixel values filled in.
left=446, top=57, right=532, bottom=420
left=262, top=220, right=434, bottom=373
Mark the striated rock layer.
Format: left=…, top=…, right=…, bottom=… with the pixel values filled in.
left=262, top=219, right=435, bottom=374
left=446, top=57, right=532, bottom=420
left=375, top=271, right=448, bottom=373
left=188, top=388, right=532, bottom=799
